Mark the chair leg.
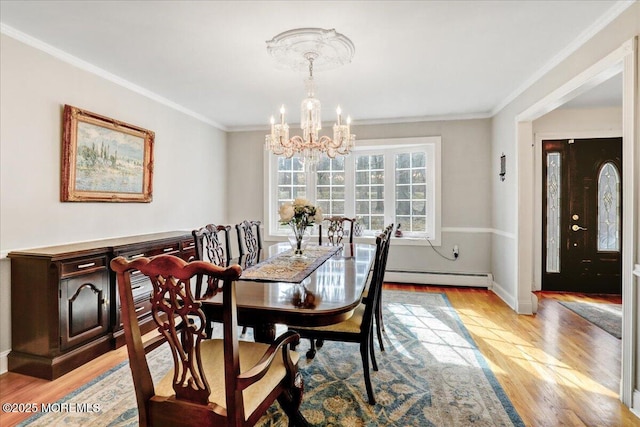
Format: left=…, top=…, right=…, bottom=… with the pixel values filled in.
left=378, top=298, right=385, bottom=332
left=306, top=338, right=317, bottom=359
left=369, top=328, right=378, bottom=372
left=205, top=321, right=213, bottom=339
left=277, top=372, right=309, bottom=426
left=201, top=309, right=214, bottom=339
left=375, top=311, right=385, bottom=352
left=360, top=340, right=376, bottom=405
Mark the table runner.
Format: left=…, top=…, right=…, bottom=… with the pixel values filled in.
left=240, top=245, right=341, bottom=283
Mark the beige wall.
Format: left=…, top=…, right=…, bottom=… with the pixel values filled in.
left=534, top=106, right=622, bottom=133
left=0, top=35, right=228, bottom=362
left=228, top=119, right=493, bottom=275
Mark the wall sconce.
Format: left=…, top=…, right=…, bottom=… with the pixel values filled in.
left=499, top=153, right=506, bottom=181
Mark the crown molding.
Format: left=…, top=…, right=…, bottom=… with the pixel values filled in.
left=491, top=0, right=635, bottom=116
left=227, top=111, right=493, bottom=132
left=0, top=24, right=226, bottom=131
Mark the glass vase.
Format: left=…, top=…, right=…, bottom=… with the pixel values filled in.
left=288, top=223, right=310, bottom=257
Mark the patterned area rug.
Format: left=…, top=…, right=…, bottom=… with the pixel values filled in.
left=558, top=300, right=622, bottom=339
left=20, top=291, right=524, bottom=426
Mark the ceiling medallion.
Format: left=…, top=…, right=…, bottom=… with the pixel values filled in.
left=264, top=28, right=355, bottom=171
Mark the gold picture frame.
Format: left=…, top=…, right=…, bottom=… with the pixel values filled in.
left=61, top=105, right=154, bottom=202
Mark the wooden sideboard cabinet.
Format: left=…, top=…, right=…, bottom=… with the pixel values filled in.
left=8, top=231, right=193, bottom=380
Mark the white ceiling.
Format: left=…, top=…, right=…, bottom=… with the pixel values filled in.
left=0, top=1, right=631, bottom=130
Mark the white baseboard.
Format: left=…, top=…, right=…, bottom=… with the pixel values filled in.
left=631, top=389, right=640, bottom=419
left=491, top=280, right=536, bottom=314
left=0, top=349, right=9, bottom=375
left=384, top=270, right=493, bottom=288
left=490, top=280, right=520, bottom=312
left=489, top=280, right=512, bottom=305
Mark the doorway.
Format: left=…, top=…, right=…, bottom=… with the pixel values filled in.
left=516, top=37, right=636, bottom=408
left=541, top=137, right=622, bottom=294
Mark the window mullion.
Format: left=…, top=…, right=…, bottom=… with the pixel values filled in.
left=385, top=151, right=395, bottom=229
left=345, top=154, right=355, bottom=217
left=307, top=168, right=317, bottom=203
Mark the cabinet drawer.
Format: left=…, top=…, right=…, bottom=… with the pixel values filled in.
left=129, top=279, right=153, bottom=301
left=61, top=256, right=108, bottom=278
left=132, top=297, right=152, bottom=320
left=180, top=238, right=196, bottom=262
left=120, top=243, right=180, bottom=281
left=118, top=296, right=153, bottom=329
left=122, top=243, right=180, bottom=261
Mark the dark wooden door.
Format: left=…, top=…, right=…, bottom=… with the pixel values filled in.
left=542, top=138, right=622, bottom=294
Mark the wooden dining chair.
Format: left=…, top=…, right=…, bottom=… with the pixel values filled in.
left=192, top=224, right=233, bottom=338
left=317, top=223, right=393, bottom=353
left=290, top=230, right=390, bottom=405
left=193, top=224, right=232, bottom=267
left=111, top=254, right=308, bottom=427
left=370, top=223, right=394, bottom=351
left=236, top=220, right=262, bottom=266
left=318, top=216, right=355, bottom=246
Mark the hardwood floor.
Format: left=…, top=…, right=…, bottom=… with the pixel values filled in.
left=1, top=285, right=636, bottom=426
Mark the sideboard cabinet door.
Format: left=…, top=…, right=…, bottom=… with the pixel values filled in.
left=59, top=269, right=109, bottom=351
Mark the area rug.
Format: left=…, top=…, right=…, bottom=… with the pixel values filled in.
left=558, top=300, right=622, bottom=339
left=20, top=291, right=524, bottom=426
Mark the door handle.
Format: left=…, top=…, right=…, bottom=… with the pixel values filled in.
left=571, top=224, right=587, bottom=231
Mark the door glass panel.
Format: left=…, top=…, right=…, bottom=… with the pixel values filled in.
left=597, top=162, right=620, bottom=252
left=546, top=153, right=561, bottom=273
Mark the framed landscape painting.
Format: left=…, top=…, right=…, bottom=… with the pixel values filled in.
left=61, top=105, right=154, bottom=202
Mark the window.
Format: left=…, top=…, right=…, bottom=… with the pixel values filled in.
left=355, top=154, right=385, bottom=230
left=267, top=137, right=441, bottom=243
left=395, top=152, right=427, bottom=233
left=316, top=157, right=346, bottom=217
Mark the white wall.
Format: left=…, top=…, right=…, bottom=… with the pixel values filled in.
left=0, top=35, right=228, bottom=362
left=228, top=119, right=493, bottom=276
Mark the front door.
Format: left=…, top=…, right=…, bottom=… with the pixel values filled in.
left=542, top=138, right=622, bottom=294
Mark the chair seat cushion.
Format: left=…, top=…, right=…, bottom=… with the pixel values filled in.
left=295, top=303, right=365, bottom=334
left=155, top=340, right=299, bottom=420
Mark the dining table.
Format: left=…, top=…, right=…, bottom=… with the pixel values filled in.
left=202, top=241, right=376, bottom=343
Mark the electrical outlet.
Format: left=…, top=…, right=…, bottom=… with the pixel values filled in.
left=453, top=245, right=459, bottom=258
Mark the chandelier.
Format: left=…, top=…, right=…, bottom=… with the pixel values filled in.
left=265, top=28, right=356, bottom=170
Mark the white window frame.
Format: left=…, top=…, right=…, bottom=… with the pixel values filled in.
left=264, top=136, right=442, bottom=246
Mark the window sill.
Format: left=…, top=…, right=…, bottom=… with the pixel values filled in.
left=354, top=235, right=435, bottom=246
left=265, top=234, right=438, bottom=247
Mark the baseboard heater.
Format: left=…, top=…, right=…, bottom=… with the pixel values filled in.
left=384, top=270, right=493, bottom=288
